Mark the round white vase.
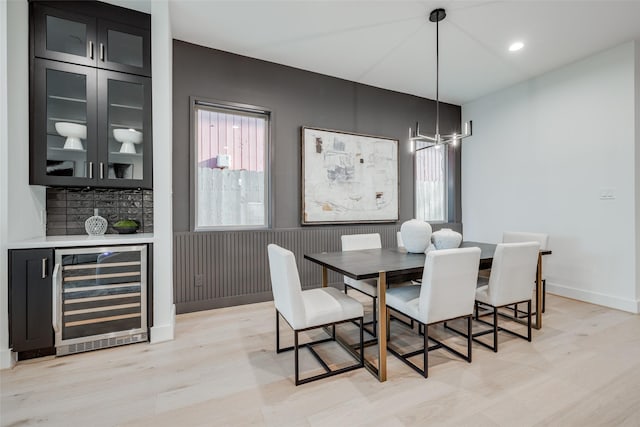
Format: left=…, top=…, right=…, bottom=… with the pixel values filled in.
left=431, top=228, right=462, bottom=250
left=400, top=219, right=432, bottom=253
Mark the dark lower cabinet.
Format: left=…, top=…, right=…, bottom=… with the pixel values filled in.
left=9, top=249, right=55, bottom=357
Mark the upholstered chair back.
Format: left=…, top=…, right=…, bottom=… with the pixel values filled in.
left=418, top=247, right=481, bottom=324
left=486, top=242, right=540, bottom=307
left=341, top=233, right=382, bottom=252
left=267, top=244, right=306, bottom=328
left=503, top=231, right=549, bottom=250
left=341, top=233, right=382, bottom=290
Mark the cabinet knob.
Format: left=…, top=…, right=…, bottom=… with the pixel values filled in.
left=89, top=162, right=94, bottom=179
left=100, top=162, right=104, bottom=180
left=41, top=258, right=47, bottom=279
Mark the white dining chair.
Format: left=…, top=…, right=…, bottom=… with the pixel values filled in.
left=503, top=231, right=549, bottom=313
left=385, top=247, right=481, bottom=378
left=459, top=242, right=541, bottom=352
left=341, top=233, right=382, bottom=336
left=267, top=244, right=364, bottom=385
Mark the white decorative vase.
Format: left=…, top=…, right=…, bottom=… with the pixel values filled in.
left=85, top=209, right=108, bottom=236
left=431, top=228, right=462, bottom=250
left=400, top=219, right=432, bottom=253
left=114, top=128, right=143, bottom=154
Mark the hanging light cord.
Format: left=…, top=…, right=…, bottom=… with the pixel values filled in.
left=435, top=15, right=440, bottom=140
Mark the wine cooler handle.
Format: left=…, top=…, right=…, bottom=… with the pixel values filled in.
left=52, top=263, right=60, bottom=333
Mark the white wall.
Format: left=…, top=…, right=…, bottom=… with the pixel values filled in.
left=1, top=0, right=45, bottom=370
left=635, top=40, right=640, bottom=311
left=462, top=42, right=638, bottom=313
left=149, top=0, right=175, bottom=342
left=0, top=0, right=14, bottom=369
left=6, top=0, right=46, bottom=242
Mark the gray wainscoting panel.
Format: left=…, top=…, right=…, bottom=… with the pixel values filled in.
left=174, top=223, right=461, bottom=313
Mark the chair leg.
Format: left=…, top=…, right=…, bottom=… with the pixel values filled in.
left=467, top=316, right=472, bottom=363
left=294, top=330, right=300, bottom=386
left=527, top=300, right=532, bottom=341
left=475, top=301, right=479, bottom=320
left=360, top=317, right=364, bottom=366
left=344, top=284, right=347, bottom=295
left=542, top=279, right=546, bottom=313
left=386, top=309, right=391, bottom=341
left=423, top=323, right=429, bottom=378
left=372, top=296, right=377, bottom=337
left=276, top=311, right=280, bottom=353
left=493, top=306, right=498, bottom=353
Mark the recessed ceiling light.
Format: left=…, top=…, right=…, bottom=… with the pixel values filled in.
left=509, top=41, right=524, bottom=52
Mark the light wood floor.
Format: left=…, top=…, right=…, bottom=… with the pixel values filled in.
left=1, top=294, right=640, bottom=427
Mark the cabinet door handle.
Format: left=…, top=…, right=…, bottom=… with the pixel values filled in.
left=100, top=43, right=105, bottom=61
left=42, top=258, right=47, bottom=279
left=89, top=41, right=94, bottom=59
left=89, top=161, right=93, bottom=179
left=100, top=162, right=104, bottom=179
left=52, top=263, right=60, bottom=333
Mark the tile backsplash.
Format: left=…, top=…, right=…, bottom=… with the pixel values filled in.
left=46, top=187, right=153, bottom=236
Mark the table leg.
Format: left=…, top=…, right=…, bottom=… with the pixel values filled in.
left=322, top=267, right=328, bottom=287
left=535, top=253, right=543, bottom=330
left=377, top=271, right=387, bottom=382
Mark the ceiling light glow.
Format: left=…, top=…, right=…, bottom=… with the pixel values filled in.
left=509, top=41, right=524, bottom=52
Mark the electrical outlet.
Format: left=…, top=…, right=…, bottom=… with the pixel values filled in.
left=194, top=274, right=204, bottom=287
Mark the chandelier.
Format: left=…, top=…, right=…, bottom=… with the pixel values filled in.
left=411, top=8, right=472, bottom=151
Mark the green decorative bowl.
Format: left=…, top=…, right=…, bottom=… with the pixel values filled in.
left=113, top=220, right=140, bottom=234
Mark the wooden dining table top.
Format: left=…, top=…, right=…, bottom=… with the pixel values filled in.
left=304, top=241, right=551, bottom=281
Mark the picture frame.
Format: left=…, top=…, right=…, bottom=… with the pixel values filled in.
left=301, top=126, right=399, bottom=225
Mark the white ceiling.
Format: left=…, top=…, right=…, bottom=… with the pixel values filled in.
left=169, top=1, right=640, bottom=105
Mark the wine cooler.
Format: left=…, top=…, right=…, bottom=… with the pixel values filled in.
left=52, top=245, right=148, bottom=356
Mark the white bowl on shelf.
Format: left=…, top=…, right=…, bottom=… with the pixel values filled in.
left=113, top=128, right=143, bottom=154
left=55, top=122, right=86, bottom=150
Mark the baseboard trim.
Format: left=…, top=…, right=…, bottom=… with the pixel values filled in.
left=150, top=304, right=175, bottom=343
left=0, top=347, right=17, bottom=370
left=547, top=282, right=639, bottom=314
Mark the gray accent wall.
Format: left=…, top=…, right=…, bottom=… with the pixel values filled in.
left=172, top=40, right=463, bottom=313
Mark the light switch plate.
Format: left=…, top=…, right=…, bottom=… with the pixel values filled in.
left=599, top=187, right=616, bottom=200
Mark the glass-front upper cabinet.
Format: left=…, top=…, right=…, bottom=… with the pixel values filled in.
left=97, top=19, right=151, bottom=76
left=32, top=3, right=151, bottom=77
left=98, top=70, right=152, bottom=188
left=33, top=4, right=97, bottom=67
left=32, top=59, right=97, bottom=187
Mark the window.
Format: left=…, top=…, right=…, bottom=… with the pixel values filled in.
left=193, top=99, right=270, bottom=230
left=414, top=142, right=447, bottom=222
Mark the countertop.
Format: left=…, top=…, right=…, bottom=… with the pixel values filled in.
left=7, top=233, right=154, bottom=249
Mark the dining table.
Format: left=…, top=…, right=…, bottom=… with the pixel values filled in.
left=304, top=241, right=552, bottom=382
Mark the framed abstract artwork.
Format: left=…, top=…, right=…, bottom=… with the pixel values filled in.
left=301, top=126, right=399, bottom=224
